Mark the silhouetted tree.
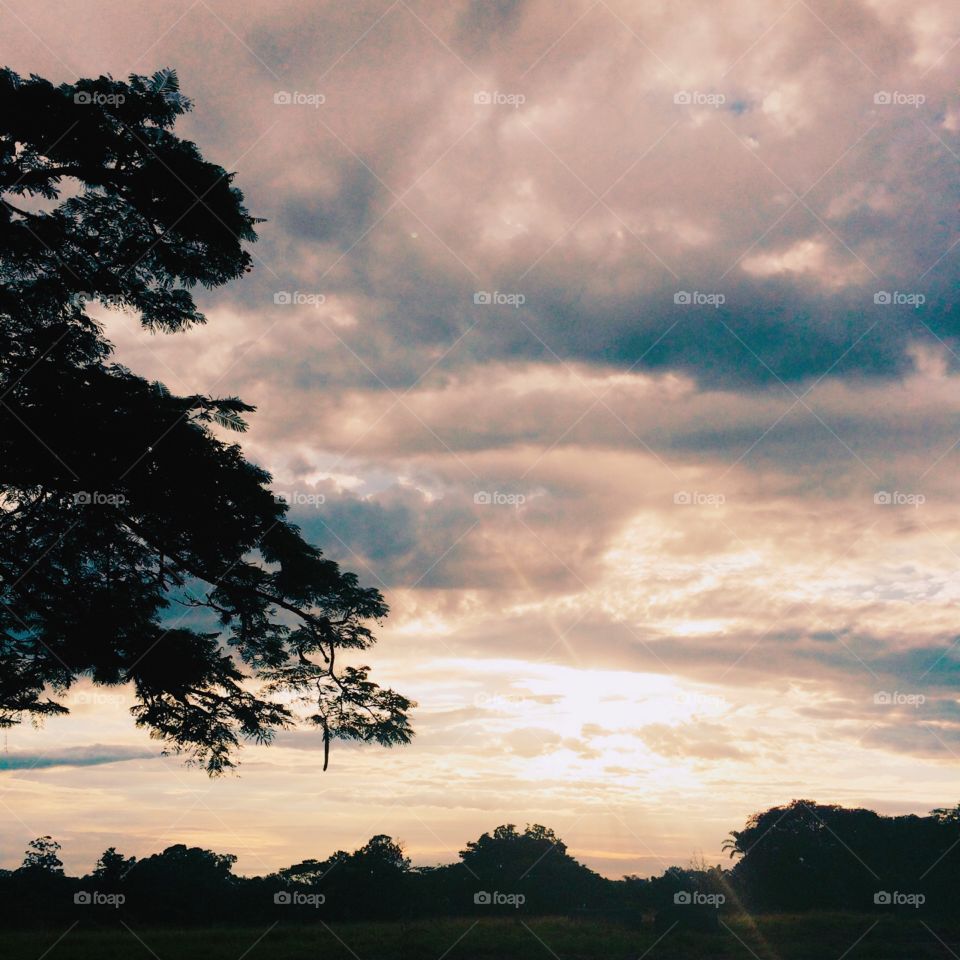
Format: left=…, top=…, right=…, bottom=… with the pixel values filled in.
left=460, top=823, right=567, bottom=877
left=5, top=835, right=70, bottom=924
left=930, top=804, right=960, bottom=824
left=19, top=836, right=63, bottom=874
left=0, top=806, right=950, bottom=929
left=459, top=823, right=608, bottom=913
left=123, top=844, right=238, bottom=921
left=279, top=855, right=342, bottom=884
left=268, top=835, right=413, bottom=920
left=0, top=66, right=413, bottom=772
left=726, top=799, right=960, bottom=913
left=92, top=847, right=136, bottom=883
left=353, top=834, right=411, bottom=874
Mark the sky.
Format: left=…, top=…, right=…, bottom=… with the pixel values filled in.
left=2, top=0, right=960, bottom=879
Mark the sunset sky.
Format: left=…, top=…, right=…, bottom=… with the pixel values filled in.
left=2, top=0, right=960, bottom=879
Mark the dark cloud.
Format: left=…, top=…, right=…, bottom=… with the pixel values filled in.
left=0, top=745, right=156, bottom=771
left=277, top=164, right=381, bottom=245
left=70, top=0, right=958, bottom=392
left=454, top=0, right=528, bottom=54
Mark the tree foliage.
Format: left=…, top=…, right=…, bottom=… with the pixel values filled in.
left=19, top=836, right=63, bottom=874
left=2, top=805, right=960, bottom=927
left=0, top=67, right=413, bottom=772
left=726, top=799, right=959, bottom=912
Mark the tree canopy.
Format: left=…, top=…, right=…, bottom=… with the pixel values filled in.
left=2, top=804, right=959, bottom=927
left=0, top=67, right=413, bottom=772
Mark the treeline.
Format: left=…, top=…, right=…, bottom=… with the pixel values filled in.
left=2, top=801, right=959, bottom=927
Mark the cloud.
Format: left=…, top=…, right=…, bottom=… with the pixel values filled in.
left=56, top=0, right=956, bottom=397
left=636, top=723, right=748, bottom=761
left=0, top=745, right=156, bottom=771
left=3, top=0, right=960, bottom=877
left=501, top=726, right=563, bottom=757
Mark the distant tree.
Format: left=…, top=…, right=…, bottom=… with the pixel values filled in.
left=0, top=810, right=957, bottom=928
left=722, top=829, right=747, bottom=858
left=279, top=856, right=339, bottom=884
left=459, top=824, right=607, bottom=913
left=353, top=834, right=411, bottom=875
left=930, top=804, right=960, bottom=824
left=723, top=799, right=949, bottom=913
left=274, top=835, right=410, bottom=920
left=19, top=836, right=63, bottom=873
left=92, top=847, right=136, bottom=883
left=124, top=844, right=238, bottom=921
left=0, top=66, right=414, bottom=773
left=128, top=843, right=236, bottom=883
left=460, top=823, right=567, bottom=876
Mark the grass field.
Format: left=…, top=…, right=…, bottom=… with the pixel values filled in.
left=6, top=914, right=960, bottom=960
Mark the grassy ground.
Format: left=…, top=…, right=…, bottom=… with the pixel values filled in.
left=6, top=913, right=960, bottom=959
